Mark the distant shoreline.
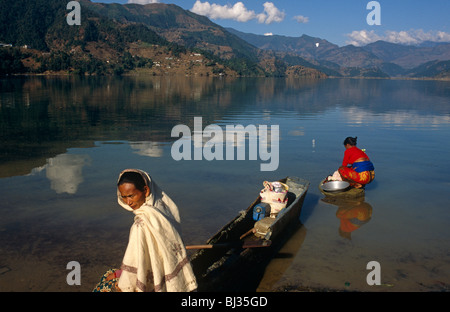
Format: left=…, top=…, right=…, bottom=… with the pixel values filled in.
left=3, top=72, right=450, bottom=81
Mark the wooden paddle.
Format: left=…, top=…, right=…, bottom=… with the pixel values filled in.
left=239, top=228, right=256, bottom=240
left=186, top=239, right=271, bottom=250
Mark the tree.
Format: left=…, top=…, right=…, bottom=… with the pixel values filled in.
left=0, top=48, right=25, bottom=75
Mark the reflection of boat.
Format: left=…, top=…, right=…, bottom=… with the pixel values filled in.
left=256, top=222, right=307, bottom=291
left=319, top=180, right=365, bottom=199
left=189, top=177, right=309, bottom=292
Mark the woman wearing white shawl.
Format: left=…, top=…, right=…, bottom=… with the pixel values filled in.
left=94, top=169, right=197, bottom=292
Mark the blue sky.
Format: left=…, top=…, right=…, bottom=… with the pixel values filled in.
left=91, top=0, right=450, bottom=47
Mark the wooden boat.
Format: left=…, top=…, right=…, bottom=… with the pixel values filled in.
left=189, top=176, right=309, bottom=292
left=318, top=180, right=365, bottom=199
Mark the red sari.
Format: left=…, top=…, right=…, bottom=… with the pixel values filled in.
left=338, top=146, right=375, bottom=186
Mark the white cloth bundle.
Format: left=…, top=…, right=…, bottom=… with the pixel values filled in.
left=259, top=181, right=288, bottom=217
left=327, top=170, right=343, bottom=181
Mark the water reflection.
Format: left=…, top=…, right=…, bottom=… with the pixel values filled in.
left=31, top=153, right=91, bottom=194
left=345, top=106, right=450, bottom=130
left=256, top=223, right=307, bottom=291
left=321, top=196, right=373, bottom=240
left=2, top=76, right=449, bottom=179
left=130, top=141, right=165, bottom=158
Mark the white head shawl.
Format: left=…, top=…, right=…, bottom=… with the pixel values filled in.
left=117, top=169, right=180, bottom=224
left=116, top=169, right=197, bottom=292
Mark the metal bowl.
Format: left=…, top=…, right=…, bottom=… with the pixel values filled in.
left=321, top=181, right=350, bottom=192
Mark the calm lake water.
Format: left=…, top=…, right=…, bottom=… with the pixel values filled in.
left=0, top=76, right=449, bottom=292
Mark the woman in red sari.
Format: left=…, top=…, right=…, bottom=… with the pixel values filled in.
left=338, top=137, right=375, bottom=188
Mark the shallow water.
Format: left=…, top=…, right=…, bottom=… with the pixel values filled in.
left=0, top=76, right=449, bottom=291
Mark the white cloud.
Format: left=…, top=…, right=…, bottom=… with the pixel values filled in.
left=191, top=1, right=256, bottom=22
left=346, top=29, right=450, bottom=46
left=346, top=30, right=382, bottom=46
left=257, top=2, right=285, bottom=24
left=191, top=1, right=285, bottom=24
left=127, top=0, right=160, bottom=4
left=293, top=15, right=309, bottom=24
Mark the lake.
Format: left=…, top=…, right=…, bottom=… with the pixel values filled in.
left=0, top=76, right=449, bottom=292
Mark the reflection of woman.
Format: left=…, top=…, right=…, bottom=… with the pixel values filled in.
left=93, top=169, right=197, bottom=292
left=338, top=137, right=375, bottom=188
left=336, top=201, right=373, bottom=240
left=322, top=196, right=373, bottom=240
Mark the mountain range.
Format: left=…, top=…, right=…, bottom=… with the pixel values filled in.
left=1, top=0, right=449, bottom=79
left=227, top=28, right=450, bottom=78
